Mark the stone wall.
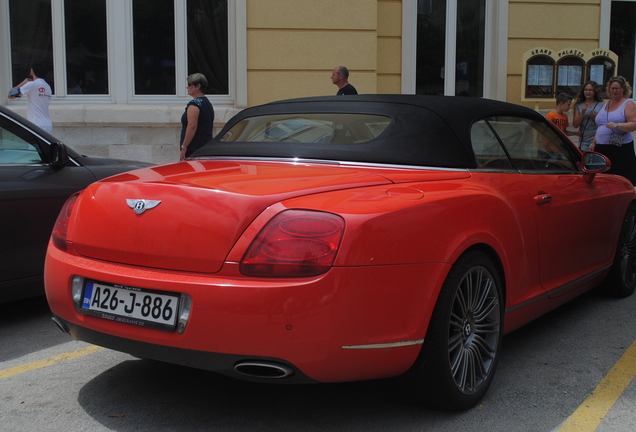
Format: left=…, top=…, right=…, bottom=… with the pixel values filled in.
left=8, top=104, right=238, bottom=165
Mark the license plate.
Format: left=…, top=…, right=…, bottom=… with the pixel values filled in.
left=80, top=280, right=180, bottom=331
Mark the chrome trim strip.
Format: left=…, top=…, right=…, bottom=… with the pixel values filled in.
left=67, top=156, right=82, bottom=167
left=342, top=338, right=424, bottom=350
left=193, top=156, right=470, bottom=173
left=505, top=265, right=612, bottom=314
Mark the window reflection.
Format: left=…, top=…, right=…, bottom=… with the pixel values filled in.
left=133, top=0, right=176, bottom=95
left=221, top=114, right=391, bottom=144
left=0, top=120, right=43, bottom=164
left=64, top=0, right=108, bottom=95
left=416, top=0, right=446, bottom=95
left=456, top=0, right=485, bottom=97
left=473, top=116, right=577, bottom=172
left=9, top=0, right=54, bottom=94
left=187, top=0, right=229, bottom=95
left=610, top=2, right=636, bottom=85
left=416, top=0, right=486, bottom=97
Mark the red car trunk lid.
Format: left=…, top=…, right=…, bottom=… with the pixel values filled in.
left=69, top=161, right=393, bottom=273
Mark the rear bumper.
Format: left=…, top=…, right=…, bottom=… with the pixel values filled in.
left=53, top=316, right=316, bottom=383
left=45, top=243, right=450, bottom=382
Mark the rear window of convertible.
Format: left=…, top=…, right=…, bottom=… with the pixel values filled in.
left=219, top=114, right=391, bottom=144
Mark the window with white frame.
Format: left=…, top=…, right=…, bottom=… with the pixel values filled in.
left=402, top=0, right=505, bottom=99
left=8, top=0, right=229, bottom=99
left=415, top=0, right=486, bottom=97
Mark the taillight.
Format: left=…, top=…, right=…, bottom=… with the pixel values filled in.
left=240, top=210, right=345, bottom=277
left=51, top=192, right=81, bottom=251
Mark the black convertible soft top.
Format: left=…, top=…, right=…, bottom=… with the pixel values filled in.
left=196, top=95, right=546, bottom=169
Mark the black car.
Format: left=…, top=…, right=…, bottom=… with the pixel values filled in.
left=0, top=105, right=152, bottom=303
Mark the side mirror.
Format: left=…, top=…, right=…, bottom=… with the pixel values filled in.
left=50, top=142, right=69, bottom=167
left=581, top=151, right=611, bottom=183
left=582, top=151, right=611, bottom=173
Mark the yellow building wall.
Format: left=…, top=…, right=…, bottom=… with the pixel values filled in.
left=246, top=0, right=403, bottom=106
left=245, top=0, right=606, bottom=109
left=377, top=0, right=403, bottom=94
left=508, top=0, right=602, bottom=109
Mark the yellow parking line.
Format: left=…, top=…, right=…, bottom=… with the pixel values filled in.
left=558, top=338, right=636, bottom=432
left=0, top=345, right=104, bottom=380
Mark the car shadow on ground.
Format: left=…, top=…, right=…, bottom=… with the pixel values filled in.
left=77, top=359, right=452, bottom=431
left=0, top=296, right=68, bottom=363
left=75, top=288, right=636, bottom=432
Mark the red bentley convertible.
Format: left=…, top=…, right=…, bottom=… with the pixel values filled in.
left=44, top=95, right=636, bottom=410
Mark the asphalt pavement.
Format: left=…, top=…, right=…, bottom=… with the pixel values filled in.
left=1, top=289, right=636, bottom=432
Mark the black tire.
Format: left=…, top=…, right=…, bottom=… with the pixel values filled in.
left=605, top=203, right=636, bottom=298
left=407, top=250, right=503, bottom=410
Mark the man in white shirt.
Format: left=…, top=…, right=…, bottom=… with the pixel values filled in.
left=8, top=61, right=53, bottom=133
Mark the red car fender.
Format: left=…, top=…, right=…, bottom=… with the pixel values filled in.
left=256, top=177, right=542, bottom=324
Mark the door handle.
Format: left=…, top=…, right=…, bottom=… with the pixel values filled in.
left=534, top=194, right=553, bottom=205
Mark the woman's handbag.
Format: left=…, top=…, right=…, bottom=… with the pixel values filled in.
left=609, top=130, right=625, bottom=146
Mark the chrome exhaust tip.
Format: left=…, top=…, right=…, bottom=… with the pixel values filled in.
left=52, top=316, right=69, bottom=334
left=234, top=361, right=294, bottom=379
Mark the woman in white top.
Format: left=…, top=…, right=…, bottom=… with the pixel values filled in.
left=592, top=76, right=636, bottom=184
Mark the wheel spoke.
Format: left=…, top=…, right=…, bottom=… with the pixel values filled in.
left=474, top=293, right=497, bottom=322
left=449, top=312, right=464, bottom=329
left=449, top=346, right=463, bottom=376
left=621, top=255, right=636, bottom=282
left=466, top=269, right=480, bottom=310
left=473, top=333, right=496, bottom=359
left=474, top=320, right=499, bottom=334
left=448, top=331, right=463, bottom=352
left=452, top=350, right=470, bottom=390
left=622, top=214, right=636, bottom=249
left=466, top=349, right=476, bottom=390
left=469, top=345, right=486, bottom=381
left=452, top=345, right=485, bottom=393
left=455, top=284, right=469, bottom=316
left=471, top=272, right=490, bottom=311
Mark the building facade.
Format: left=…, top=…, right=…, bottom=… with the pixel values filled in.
left=1, top=0, right=635, bottom=164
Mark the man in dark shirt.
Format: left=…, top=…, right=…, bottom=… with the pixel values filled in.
left=331, top=66, right=358, bottom=95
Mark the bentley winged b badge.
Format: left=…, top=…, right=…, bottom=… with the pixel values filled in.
left=126, top=199, right=161, bottom=215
